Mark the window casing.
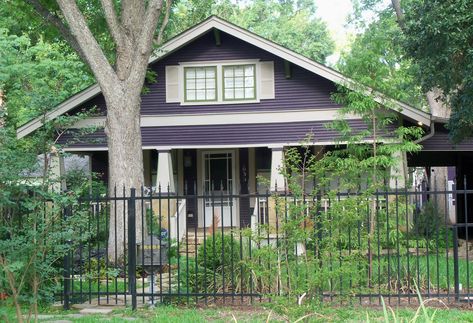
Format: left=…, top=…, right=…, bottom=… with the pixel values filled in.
left=175, top=60, right=266, bottom=105
left=223, top=64, right=256, bottom=101
left=184, top=66, right=217, bottom=102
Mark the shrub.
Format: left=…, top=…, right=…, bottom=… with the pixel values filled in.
left=197, top=233, right=241, bottom=272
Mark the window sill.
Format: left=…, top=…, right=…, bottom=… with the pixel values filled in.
left=180, top=99, right=260, bottom=106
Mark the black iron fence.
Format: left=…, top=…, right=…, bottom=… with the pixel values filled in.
left=52, top=183, right=473, bottom=308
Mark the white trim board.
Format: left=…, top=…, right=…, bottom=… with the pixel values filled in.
left=72, top=108, right=360, bottom=128
left=16, top=16, right=431, bottom=139
left=62, top=139, right=394, bottom=152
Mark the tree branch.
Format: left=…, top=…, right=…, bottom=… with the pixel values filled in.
left=55, top=0, right=118, bottom=90
left=140, top=0, right=164, bottom=54
left=99, top=0, right=123, bottom=48
left=24, top=0, right=88, bottom=63
left=391, top=0, right=405, bottom=30
left=156, top=0, right=172, bottom=45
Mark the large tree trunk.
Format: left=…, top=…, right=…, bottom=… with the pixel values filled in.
left=105, top=87, right=144, bottom=261
left=26, top=0, right=169, bottom=261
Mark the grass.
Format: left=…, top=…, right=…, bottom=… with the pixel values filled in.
left=2, top=302, right=473, bottom=322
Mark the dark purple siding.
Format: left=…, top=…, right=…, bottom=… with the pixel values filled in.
left=69, top=30, right=340, bottom=117
left=58, top=119, right=391, bottom=148
left=421, top=124, right=473, bottom=151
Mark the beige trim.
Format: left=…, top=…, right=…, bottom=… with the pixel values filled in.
left=17, top=16, right=431, bottom=139
left=72, top=108, right=359, bottom=128
left=178, top=59, right=261, bottom=105
left=165, top=65, right=180, bottom=103
left=260, top=61, right=275, bottom=99
left=62, top=138, right=393, bottom=152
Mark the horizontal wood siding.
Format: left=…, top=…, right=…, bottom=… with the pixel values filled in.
left=58, top=119, right=396, bottom=148
left=421, top=131, right=473, bottom=151
left=69, top=30, right=341, bottom=117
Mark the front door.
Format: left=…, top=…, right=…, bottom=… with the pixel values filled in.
left=201, top=151, right=237, bottom=227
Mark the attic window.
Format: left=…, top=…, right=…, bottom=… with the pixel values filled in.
left=165, top=60, right=274, bottom=104
left=184, top=66, right=217, bottom=102
left=223, top=64, right=256, bottom=101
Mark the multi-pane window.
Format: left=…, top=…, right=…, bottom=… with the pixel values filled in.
left=223, top=64, right=256, bottom=100
left=184, top=66, right=217, bottom=102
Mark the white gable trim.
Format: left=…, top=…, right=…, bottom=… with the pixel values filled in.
left=16, top=16, right=431, bottom=139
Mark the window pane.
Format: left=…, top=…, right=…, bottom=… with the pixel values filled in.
left=225, top=89, right=234, bottom=99
left=187, top=90, right=195, bottom=100
left=245, top=88, right=254, bottom=98
left=196, top=68, right=205, bottom=78
left=224, top=68, right=233, bottom=77
left=196, top=78, right=205, bottom=90
left=186, top=79, right=195, bottom=90
left=245, top=65, right=254, bottom=75
left=235, top=88, right=244, bottom=99
left=206, top=79, right=215, bottom=89
left=245, top=76, right=254, bottom=87
left=186, top=69, right=195, bottom=79
left=224, top=78, right=234, bottom=87
left=196, top=90, right=205, bottom=100
left=206, top=89, right=215, bottom=100
left=235, top=77, right=244, bottom=88
left=235, top=67, right=244, bottom=77
left=206, top=68, right=215, bottom=78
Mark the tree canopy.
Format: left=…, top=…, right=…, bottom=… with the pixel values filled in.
left=337, top=7, right=425, bottom=110
left=0, top=30, right=93, bottom=126
left=402, top=0, right=473, bottom=141
left=166, top=0, right=334, bottom=62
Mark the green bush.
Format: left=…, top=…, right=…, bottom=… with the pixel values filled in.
left=413, top=201, right=442, bottom=239
left=197, top=233, right=241, bottom=272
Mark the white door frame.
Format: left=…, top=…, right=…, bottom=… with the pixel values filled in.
left=198, top=149, right=238, bottom=228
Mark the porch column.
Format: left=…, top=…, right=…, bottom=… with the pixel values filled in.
left=49, top=152, right=66, bottom=192
left=156, top=149, right=175, bottom=193
left=389, top=151, right=407, bottom=189
left=270, top=146, right=285, bottom=192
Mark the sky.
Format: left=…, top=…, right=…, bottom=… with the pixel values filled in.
left=313, top=0, right=391, bottom=64
left=313, top=0, right=354, bottom=49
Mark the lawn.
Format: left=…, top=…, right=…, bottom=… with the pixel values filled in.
left=2, top=302, right=473, bottom=322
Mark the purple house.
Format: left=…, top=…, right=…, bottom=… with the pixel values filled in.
left=17, top=17, right=442, bottom=230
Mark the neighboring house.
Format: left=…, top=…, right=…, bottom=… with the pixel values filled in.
left=17, top=17, right=471, bottom=230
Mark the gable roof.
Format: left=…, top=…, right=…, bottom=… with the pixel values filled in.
left=16, top=16, right=431, bottom=139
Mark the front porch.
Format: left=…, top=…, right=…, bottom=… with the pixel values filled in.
left=83, top=146, right=311, bottom=232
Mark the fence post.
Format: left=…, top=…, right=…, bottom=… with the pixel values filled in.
left=127, top=188, right=137, bottom=310
left=453, top=225, right=460, bottom=301
left=63, top=206, right=72, bottom=310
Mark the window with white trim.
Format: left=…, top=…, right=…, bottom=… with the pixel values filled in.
left=184, top=66, right=217, bottom=102
left=223, top=64, right=256, bottom=101
left=165, top=60, right=274, bottom=105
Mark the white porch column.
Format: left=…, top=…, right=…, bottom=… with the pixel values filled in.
left=49, top=152, right=66, bottom=192
left=156, top=149, right=175, bottom=193
left=270, top=146, right=285, bottom=192
left=389, top=151, right=407, bottom=189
